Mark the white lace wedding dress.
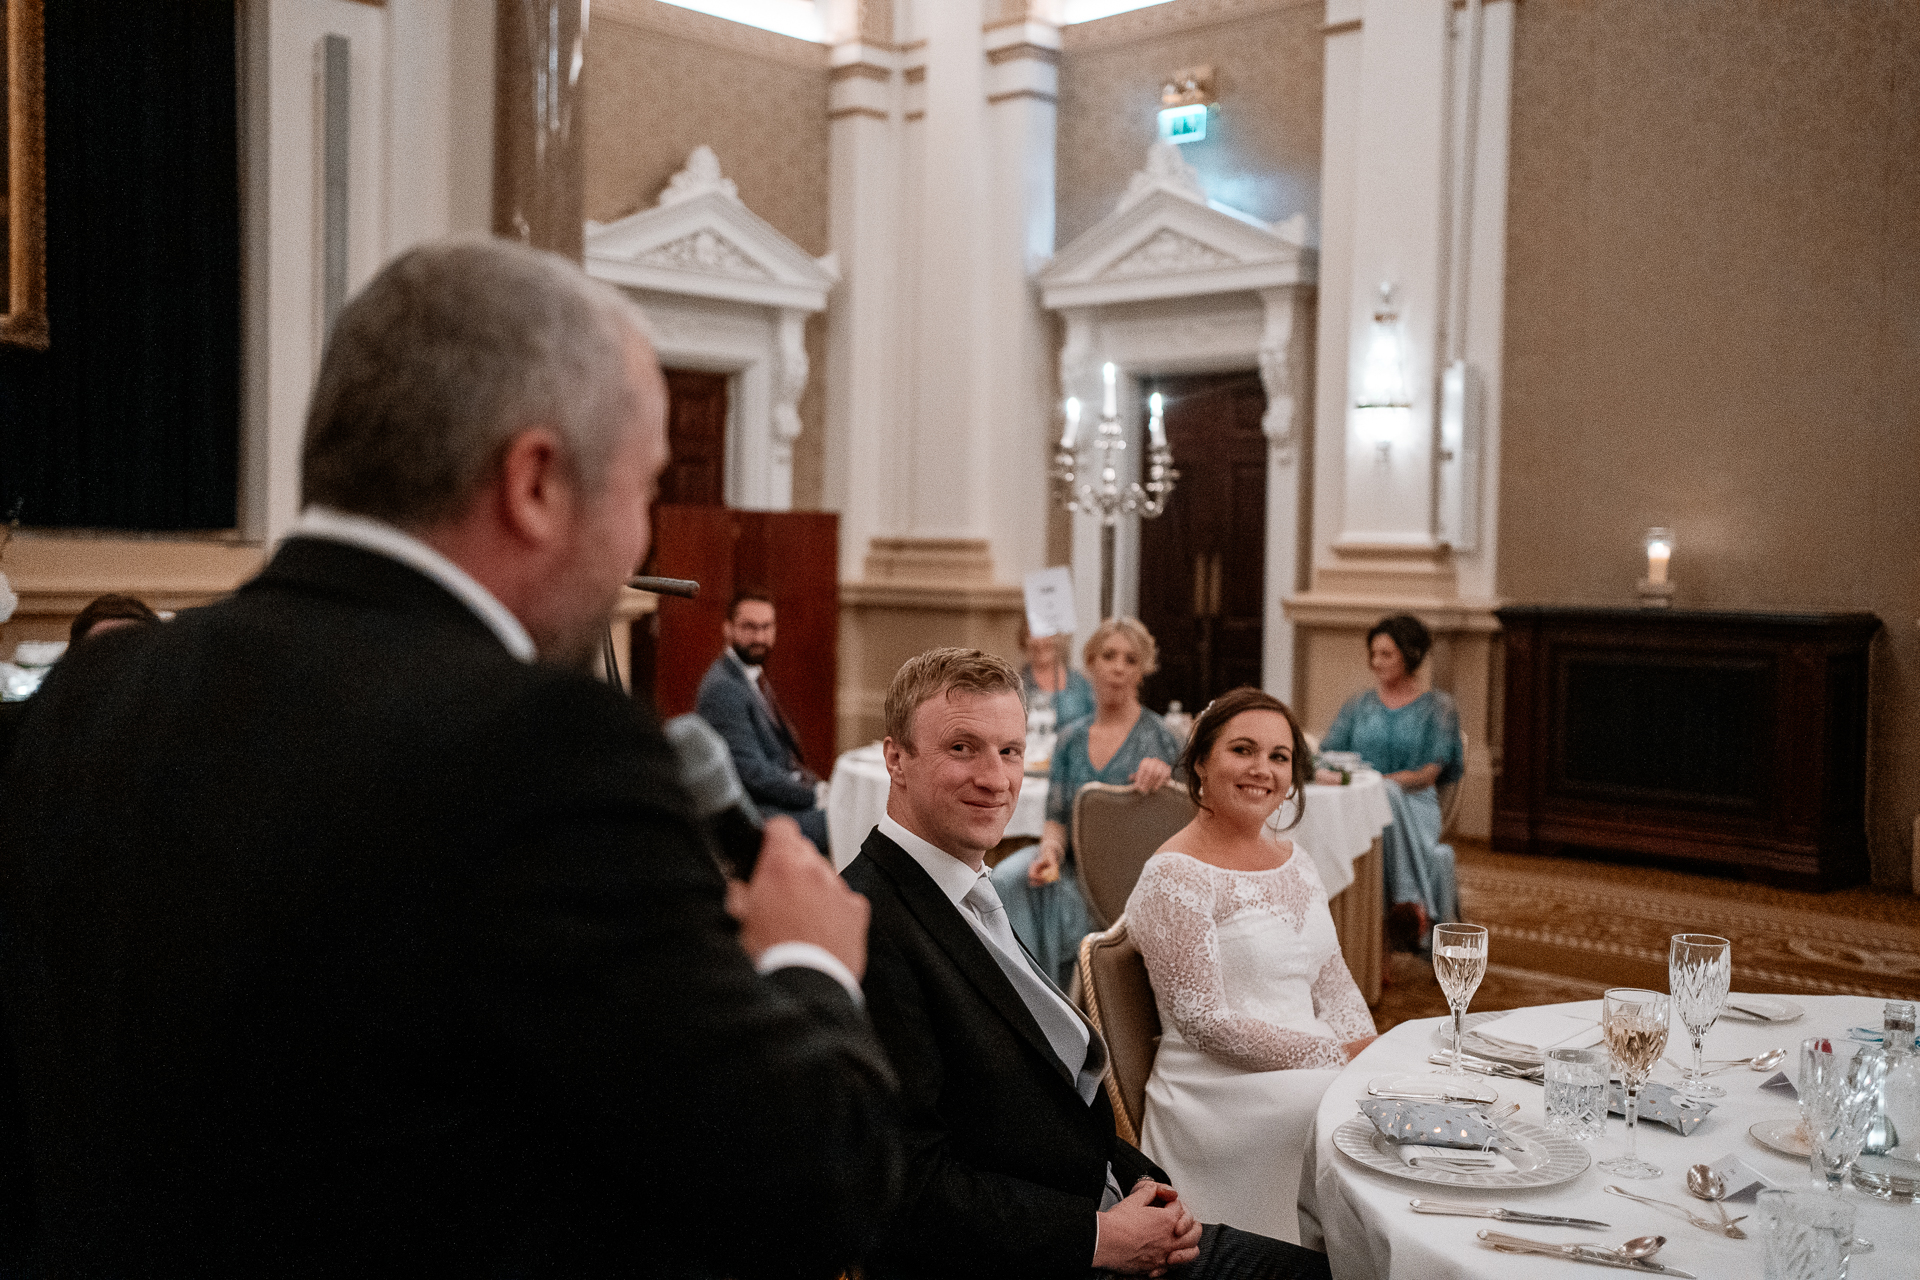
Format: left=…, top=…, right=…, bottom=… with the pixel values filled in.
left=1126, top=849, right=1374, bottom=1244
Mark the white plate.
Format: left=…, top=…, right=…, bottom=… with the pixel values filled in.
left=1749, top=1117, right=1811, bottom=1158
left=1721, top=995, right=1805, bottom=1024
left=1333, top=1115, right=1591, bottom=1190
left=1434, top=1010, right=1545, bottom=1067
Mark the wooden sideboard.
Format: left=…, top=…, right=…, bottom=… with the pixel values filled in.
left=1494, top=606, right=1880, bottom=887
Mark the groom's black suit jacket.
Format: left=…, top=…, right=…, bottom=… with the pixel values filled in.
left=0, top=537, right=901, bottom=1278
left=843, top=830, right=1165, bottom=1280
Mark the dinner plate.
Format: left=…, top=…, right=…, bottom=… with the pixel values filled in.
left=1749, top=1117, right=1811, bottom=1158
left=1721, top=995, right=1805, bottom=1024
left=1333, top=1115, right=1589, bottom=1190
left=1434, top=1011, right=1545, bottom=1067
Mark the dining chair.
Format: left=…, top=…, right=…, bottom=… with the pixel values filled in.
left=1078, top=917, right=1162, bottom=1148
left=1072, top=781, right=1197, bottom=929
left=1437, top=729, right=1469, bottom=836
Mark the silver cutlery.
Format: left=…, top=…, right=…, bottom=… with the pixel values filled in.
left=1603, top=1184, right=1747, bottom=1238
left=1426, top=1052, right=1544, bottom=1080
left=1478, top=1230, right=1698, bottom=1277
left=1410, top=1198, right=1610, bottom=1228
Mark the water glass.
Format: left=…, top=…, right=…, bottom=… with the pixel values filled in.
left=1803, top=1041, right=1887, bottom=1189
left=1544, top=1046, right=1608, bottom=1141
left=1757, top=1189, right=1854, bottom=1280
left=1668, top=933, right=1731, bottom=1102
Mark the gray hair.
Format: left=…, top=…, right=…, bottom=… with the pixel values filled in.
left=302, top=239, right=653, bottom=529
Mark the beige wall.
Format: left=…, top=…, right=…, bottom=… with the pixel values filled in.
left=586, top=1, right=832, bottom=509
left=1497, top=0, right=1920, bottom=887
left=1056, top=0, right=1324, bottom=248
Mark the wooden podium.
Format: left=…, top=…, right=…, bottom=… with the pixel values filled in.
left=1494, top=606, right=1879, bottom=887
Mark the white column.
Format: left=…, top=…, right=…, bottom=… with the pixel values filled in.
left=822, top=32, right=903, bottom=579
left=1258, top=286, right=1310, bottom=700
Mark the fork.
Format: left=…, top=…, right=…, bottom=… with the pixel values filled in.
left=1603, top=1185, right=1747, bottom=1238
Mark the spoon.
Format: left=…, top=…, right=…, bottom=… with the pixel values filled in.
left=1613, top=1234, right=1666, bottom=1261
left=1685, top=1164, right=1733, bottom=1225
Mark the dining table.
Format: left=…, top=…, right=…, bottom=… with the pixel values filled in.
left=1308, top=993, right=1915, bottom=1279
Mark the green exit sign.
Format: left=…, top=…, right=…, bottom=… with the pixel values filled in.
left=1158, top=104, right=1208, bottom=144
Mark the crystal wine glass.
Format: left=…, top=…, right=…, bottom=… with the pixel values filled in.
left=1802, top=1037, right=1886, bottom=1257
left=1432, top=923, right=1488, bottom=1077
left=1668, top=933, right=1731, bottom=1103
left=1599, top=987, right=1671, bottom=1179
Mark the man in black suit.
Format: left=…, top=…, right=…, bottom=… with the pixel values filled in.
left=0, top=241, right=900, bottom=1278
left=696, top=590, right=831, bottom=855
left=842, top=648, right=1333, bottom=1280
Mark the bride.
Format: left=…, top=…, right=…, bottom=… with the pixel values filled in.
left=1125, top=686, right=1377, bottom=1245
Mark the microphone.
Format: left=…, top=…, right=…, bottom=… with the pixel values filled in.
left=663, top=713, right=765, bottom=879
left=629, top=576, right=700, bottom=598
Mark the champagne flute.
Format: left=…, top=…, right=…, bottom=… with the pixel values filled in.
left=1598, top=988, right=1671, bottom=1179
left=1432, top=923, right=1488, bottom=1077
left=1668, top=934, right=1731, bottom=1104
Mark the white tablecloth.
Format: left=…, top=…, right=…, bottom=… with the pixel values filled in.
left=1311, top=994, right=1915, bottom=1280
left=825, top=743, right=1050, bottom=869
left=827, top=746, right=1395, bottom=882
left=1271, top=771, right=1394, bottom=899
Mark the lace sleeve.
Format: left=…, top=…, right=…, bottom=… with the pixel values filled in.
left=1128, top=857, right=1348, bottom=1072
left=1309, top=950, right=1375, bottom=1043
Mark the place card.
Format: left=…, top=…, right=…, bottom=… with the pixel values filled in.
left=1759, top=1071, right=1797, bottom=1098
left=1708, top=1153, right=1784, bottom=1202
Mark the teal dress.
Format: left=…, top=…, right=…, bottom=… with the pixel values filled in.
left=991, top=707, right=1184, bottom=988
left=1321, top=689, right=1465, bottom=928
left=1023, top=665, right=1094, bottom=733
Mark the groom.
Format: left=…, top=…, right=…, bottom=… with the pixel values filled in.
left=842, top=647, right=1333, bottom=1279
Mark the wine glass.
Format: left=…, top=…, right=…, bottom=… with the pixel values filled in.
left=1432, top=923, right=1488, bottom=1077
left=1801, top=1037, right=1886, bottom=1258
left=1599, top=987, right=1671, bottom=1179
left=1668, top=933, right=1731, bottom=1103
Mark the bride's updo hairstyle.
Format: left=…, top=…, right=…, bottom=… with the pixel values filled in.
left=1180, top=686, right=1313, bottom=830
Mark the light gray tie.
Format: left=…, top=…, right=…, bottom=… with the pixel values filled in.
left=963, top=873, right=1107, bottom=1106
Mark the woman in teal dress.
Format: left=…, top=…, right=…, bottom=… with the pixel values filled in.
left=1017, top=619, right=1094, bottom=732
left=992, top=617, right=1182, bottom=988
left=1318, top=614, right=1464, bottom=947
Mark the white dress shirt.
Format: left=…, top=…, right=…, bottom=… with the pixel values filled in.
left=289, top=507, right=859, bottom=1004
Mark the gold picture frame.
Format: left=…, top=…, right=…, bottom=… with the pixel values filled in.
left=2, top=0, right=48, bottom=349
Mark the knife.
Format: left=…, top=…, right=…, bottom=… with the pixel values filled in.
left=1480, top=1231, right=1698, bottom=1277
left=1411, top=1199, right=1610, bottom=1228
left=1427, top=1053, right=1544, bottom=1080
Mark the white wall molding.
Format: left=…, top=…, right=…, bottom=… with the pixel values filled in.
left=585, top=147, right=838, bottom=510
left=1039, top=143, right=1316, bottom=696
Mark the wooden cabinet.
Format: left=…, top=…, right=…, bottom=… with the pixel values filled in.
left=1494, top=606, right=1879, bottom=887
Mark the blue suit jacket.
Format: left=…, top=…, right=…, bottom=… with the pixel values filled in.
left=695, top=651, right=818, bottom=813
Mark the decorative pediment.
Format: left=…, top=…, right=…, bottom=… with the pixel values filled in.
left=585, top=147, right=838, bottom=312
left=1039, top=143, right=1314, bottom=310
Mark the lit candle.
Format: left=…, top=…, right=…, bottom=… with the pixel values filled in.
left=1148, top=392, right=1167, bottom=449
left=1646, top=536, right=1671, bottom=585
left=1102, top=362, right=1117, bottom=418
left=1059, top=397, right=1081, bottom=450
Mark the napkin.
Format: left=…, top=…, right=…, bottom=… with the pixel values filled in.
left=1359, top=1099, right=1514, bottom=1151
left=1849, top=1026, right=1920, bottom=1050
left=1395, top=1144, right=1518, bottom=1173
left=1468, top=1005, right=1603, bottom=1052
left=1605, top=1081, right=1712, bottom=1134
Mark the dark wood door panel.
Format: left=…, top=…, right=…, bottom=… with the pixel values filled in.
left=660, top=368, right=728, bottom=507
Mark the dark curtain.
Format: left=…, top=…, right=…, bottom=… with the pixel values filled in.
left=0, top=0, right=240, bottom=530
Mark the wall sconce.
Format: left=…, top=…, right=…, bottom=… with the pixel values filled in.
left=1637, top=527, right=1675, bottom=607
left=1355, top=282, right=1412, bottom=459
left=1157, top=65, right=1215, bottom=145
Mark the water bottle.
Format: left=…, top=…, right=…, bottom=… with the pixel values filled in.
left=1163, top=700, right=1193, bottom=740
left=1853, top=999, right=1919, bottom=1203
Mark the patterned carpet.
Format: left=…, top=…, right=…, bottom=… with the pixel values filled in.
left=1367, top=842, right=1920, bottom=1032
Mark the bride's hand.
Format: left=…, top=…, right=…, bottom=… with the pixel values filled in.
left=1342, top=1035, right=1379, bottom=1061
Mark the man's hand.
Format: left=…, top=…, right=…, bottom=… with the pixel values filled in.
left=729, top=816, right=870, bottom=979
left=1091, top=1179, right=1202, bottom=1275
left=1130, top=757, right=1173, bottom=793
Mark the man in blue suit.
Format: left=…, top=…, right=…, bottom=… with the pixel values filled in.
left=697, top=591, right=831, bottom=855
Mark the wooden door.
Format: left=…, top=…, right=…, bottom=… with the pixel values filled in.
left=648, top=507, right=841, bottom=777
left=659, top=369, right=729, bottom=506
left=1137, top=371, right=1267, bottom=715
